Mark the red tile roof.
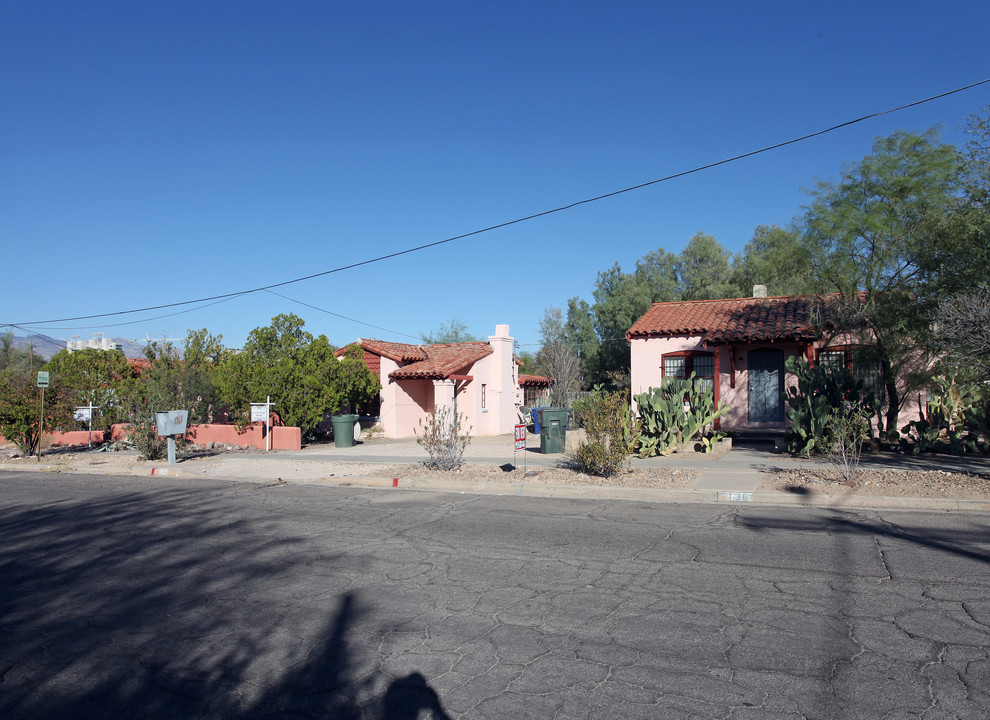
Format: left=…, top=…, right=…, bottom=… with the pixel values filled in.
left=627, top=295, right=821, bottom=344
left=346, top=339, right=494, bottom=380
left=337, top=339, right=427, bottom=363
left=389, top=342, right=494, bottom=379
left=519, top=374, right=553, bottom=386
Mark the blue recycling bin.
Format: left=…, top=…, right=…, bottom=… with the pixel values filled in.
left=531, top=407, right=549, bottom=434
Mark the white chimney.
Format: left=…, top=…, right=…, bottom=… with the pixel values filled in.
left=752, top=284, right=768, bottom=298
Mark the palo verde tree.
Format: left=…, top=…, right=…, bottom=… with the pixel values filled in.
left=799, top=129, right=963, bottom=435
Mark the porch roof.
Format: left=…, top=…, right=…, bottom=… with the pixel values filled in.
left=519, top=374, right=553, bottom=386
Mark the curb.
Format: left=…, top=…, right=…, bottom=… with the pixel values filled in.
left=3, top=462, right=989, bottom=513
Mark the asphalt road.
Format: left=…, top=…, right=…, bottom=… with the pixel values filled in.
left=1, top=472, right=988, bottom=719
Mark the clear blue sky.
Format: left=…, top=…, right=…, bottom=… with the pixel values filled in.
left=3, top=1, right=988, bottom=354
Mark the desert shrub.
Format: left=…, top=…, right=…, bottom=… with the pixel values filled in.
left=569, top=393, right=596, bottom=429
left=416, top=405, right=471, bottom=470
left=822, top=403, right=873, bottom=484
left=574, top=390, right=636, bottom=477
left=125, top=420, right=167, bottom=461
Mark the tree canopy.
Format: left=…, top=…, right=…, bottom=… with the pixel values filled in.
left=420, top=319, right=478, bottom=344
left=216, top=314, right=379, bottom=436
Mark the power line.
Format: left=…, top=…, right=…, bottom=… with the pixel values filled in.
left=10, top=294, right=246, bottom=334
left=5, top=78, right=988, bottom=329
left=262, top=289, right=423, bottom=341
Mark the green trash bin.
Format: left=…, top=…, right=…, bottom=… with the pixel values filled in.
left=331, top=414, right=359, bottom=448
left=539, top=407, right=568, bottom=454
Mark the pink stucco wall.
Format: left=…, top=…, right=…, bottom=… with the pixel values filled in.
left=376, top=324, right=523, bottom=439
left=630, top=335, right=925, bottom=434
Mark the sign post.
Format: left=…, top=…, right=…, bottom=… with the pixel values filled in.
left=155, top=410, right=189, bottom=465
left=37, top=372, right=49, bottom=462
left=250, top=396, right=274, bottom=452
left=514, top=424, right=527, bottom=472
left=74, top=404, right=97, bottom=448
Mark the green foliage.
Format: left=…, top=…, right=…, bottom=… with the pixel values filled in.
left=515, top=349, right=539, bottom=375
left=335, top=344, right=383, bottom=413
left=592, top=263, right=653, bottom=380
left=415, top=405, right=471, bottom=470
left=0, top=368, right=72, bottom=456
left=569, top=391, right=598, bottom=429
left=420, top=319, right=477, bottom=345
left=1, top=332, right=46, bottom=377
left=565, top=297, right=600, bottom=387
left=784, top=356, right=880, bottom=456
left=732, top=225, right=816, bottom=297
left=44, top=348, right=134, bottom=431
left=676, top=232, right=743, bottom=301
left=122, top=340, right=185, bottom=460
left=574, top=389, right=636, bottom=477
left=216, top=315, right=379, bottom=437
left=633, top=373, right=727, bottom=457
left=799, top=129, right=963, bottom=433
left=634, top=247, right=681, bottom=303
left=901, top=376, right=987, bottom=455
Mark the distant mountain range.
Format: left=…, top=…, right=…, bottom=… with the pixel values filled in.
left=5, top=333, right=149, bottom=360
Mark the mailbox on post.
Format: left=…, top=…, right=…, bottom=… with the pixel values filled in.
left=155, top=410, right=189, bottom=465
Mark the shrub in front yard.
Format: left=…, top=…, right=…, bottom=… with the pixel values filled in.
left=416, top=405, right=471, bottom=470
left=574, top=390, right=635, bottom=478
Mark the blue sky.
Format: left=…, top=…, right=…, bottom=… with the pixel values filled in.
left=3, top=1, right=988, bottom=354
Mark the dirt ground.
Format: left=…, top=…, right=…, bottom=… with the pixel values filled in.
left=757, top=466, right=990, bottom=499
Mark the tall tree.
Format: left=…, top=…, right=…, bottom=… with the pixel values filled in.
left=921, top=106, right=990, bottom=300
left=536, top=306, right=582, bottom=407
left=44, top=348, right=134, bottom=431
left=634, top=247, right=681, bottom=302
left=216, top=314, right=378, bottom=436
left=0, top=332, right=45, bottom=377
left=934, top=285, right=990, bottom=386
left=420, top=319, right=477, bottom=344
left=732, top=225, right=817, bottom=297
left=676, top=232, right=742, bottom=300
left=565, top=297, right=600, bottom=388
left=799, top=129, right=962, bottom=434
left=591, top=263, right=651, bottom=382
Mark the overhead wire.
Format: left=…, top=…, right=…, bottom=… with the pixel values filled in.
left=261, top=289, right=424, bottom=341
left=4, top=77, right=988, bottom=331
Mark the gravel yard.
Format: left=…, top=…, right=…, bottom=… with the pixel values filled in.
left=758, top=466, right=990, bottom=499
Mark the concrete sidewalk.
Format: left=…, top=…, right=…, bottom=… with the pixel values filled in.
left=4, top=432, right=990, bottom=513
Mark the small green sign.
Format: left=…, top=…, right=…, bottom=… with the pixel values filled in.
left=37, top=371, right=49, bottom=388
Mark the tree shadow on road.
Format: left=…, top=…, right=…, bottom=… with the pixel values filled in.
left=736, top=510, right=990, bottom=565
left=0, top=483, right=451, bottom=719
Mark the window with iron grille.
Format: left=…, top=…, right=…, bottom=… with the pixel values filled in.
left=662, top=352, right=715, bottom=396
left=816, top=347, right=882, bottom=396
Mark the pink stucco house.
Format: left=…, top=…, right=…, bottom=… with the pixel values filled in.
left=626, top=291, right=921, bottom=433
left=340, top=325, right=531, bottom=438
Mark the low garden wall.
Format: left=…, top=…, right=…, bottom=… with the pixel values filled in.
left=13, top=422, right=303, bottom=452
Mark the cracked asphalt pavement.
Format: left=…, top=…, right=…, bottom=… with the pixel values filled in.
left=1, top=471, right=988, bottom=719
